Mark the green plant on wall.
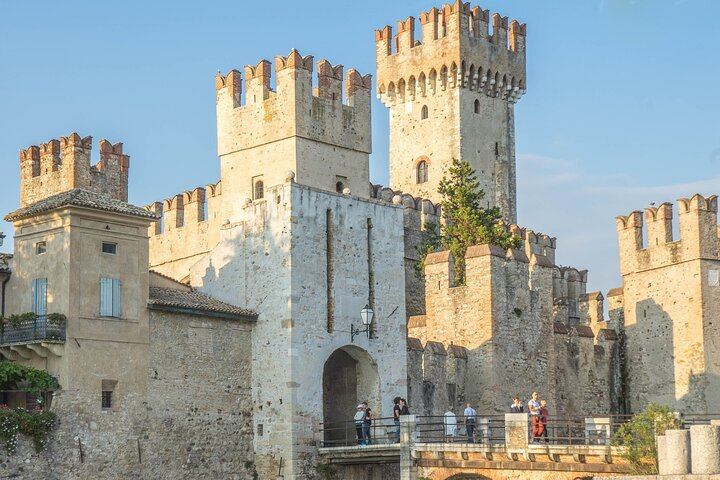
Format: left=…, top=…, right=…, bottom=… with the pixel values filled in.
left=416, top=158, right=521, bottom=285
left=612, top=403, right=679, bottom=474
left=0, top=361, right=58, bottom=394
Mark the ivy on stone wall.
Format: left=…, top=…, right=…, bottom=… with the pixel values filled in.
left=0, top=408, right=56, bottom=453
left=416, top=158, right=522, bottom=284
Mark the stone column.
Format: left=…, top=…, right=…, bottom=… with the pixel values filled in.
left=690, top=424, right=720, bottom=474
left=663, top=429, right=690, bottom=474
left=656, top=435, right=667, bottom=475
left=505, top=413, right=529, bottom=449
left=400, top=415, right=418, bottom=480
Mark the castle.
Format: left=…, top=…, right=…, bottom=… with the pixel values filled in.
left=0, top=2, right=718, bottom=479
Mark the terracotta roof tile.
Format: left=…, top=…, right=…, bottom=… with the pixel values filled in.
left=148, top=287, right=256, bottom=320
left=4, top=189, right=159, bottom=222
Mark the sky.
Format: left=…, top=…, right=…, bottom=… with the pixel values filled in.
left=1, top=0, right=719, bottom=295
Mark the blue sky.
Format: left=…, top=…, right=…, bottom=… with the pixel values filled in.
left=1, top=0, right=719, bottom=295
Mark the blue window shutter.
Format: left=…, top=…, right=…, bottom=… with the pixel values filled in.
left=100, top=278, right=112, bottom=316
left=112, top=279, right=121, bottom=317
left=32, top=278, right=47, bottom=316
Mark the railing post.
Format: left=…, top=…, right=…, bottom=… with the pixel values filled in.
left=400, top=415, right=418, bottom=480
left=505, top=413, right=529, bottom=449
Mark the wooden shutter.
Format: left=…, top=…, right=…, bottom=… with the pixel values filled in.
left=32, top=278, right=47, bottom=316
left=100, top=278, right=113, bottom=316
left=112, top=279, right=121, bottom=317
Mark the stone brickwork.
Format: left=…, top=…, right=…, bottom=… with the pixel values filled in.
left=188, top=182, right=407, bottom=479
left=146, top=182, right=224, bottom=280
left=216, top=50, right=372, bottom=222
left=0, top=310, right=255, bottom=480
left=376, top=2, right=526, bottom=222
left=19, top=133, right=129, bottom=207
left=616, top=194, right=720, bottom=413
left=408, top=243, right=619, bottom=417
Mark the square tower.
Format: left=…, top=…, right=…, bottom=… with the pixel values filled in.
left=216, top=50, right=372, bottom=221
left=616, top=195, right=720, bottom=413
left=376, top=2, right=526, bottom=222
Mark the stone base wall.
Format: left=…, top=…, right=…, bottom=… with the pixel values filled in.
left=0, top=310, right=255, bottom=479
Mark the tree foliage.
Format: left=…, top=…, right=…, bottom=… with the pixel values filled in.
left=416, top=158, right=521, bottom=284
left=0, top=361, right=59, bottom=394
left=612, top=403, right=679, bottom=474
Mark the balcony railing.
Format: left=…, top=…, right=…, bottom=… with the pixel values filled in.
left=0, top=315, right=66, bottom=345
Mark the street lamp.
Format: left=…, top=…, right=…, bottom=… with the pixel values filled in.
left=351, top=304, right=374, bottom=342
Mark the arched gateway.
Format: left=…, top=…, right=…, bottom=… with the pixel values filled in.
left=322, top=345, right=381, bottom=445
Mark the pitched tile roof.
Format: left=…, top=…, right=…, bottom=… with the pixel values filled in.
left=148, top=287, right=257, bottom=321
left=4, top=189, right=159, bottom=222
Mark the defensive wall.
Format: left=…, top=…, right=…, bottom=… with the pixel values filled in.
left=216, top=49, right=373, bottom=220
left=19, top=133, right=129, bottom=207
left=615, top=193, right=720, bottom=413
left=408, top=245, right=620, bottom=417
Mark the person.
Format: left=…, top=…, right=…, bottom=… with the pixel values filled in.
left=539, top=399, right=549, bottom=443
left=528, top=391, right=541, bottom=443
left=393, top=396, right=402, bottom=443
left=362, top=401, right=372, bottom=445
left=400, top=398, right=410, bottom=415
left=444, top=407, right=457, bottom=442
left=354, top=404, right=365, bottom=445
left=463, top=402, right=477, bottom=443
left=510, top=395, right=524, bottom=413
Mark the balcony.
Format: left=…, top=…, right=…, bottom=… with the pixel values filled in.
left=0, top=315, right=65, bottom=359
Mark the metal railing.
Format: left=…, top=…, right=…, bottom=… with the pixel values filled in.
left=0, top=315, right=66, bottom=345
left=319, top=414, right=643, bottom=447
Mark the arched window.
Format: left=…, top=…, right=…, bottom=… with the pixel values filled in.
left=421, top=105, right=428, bottom=120
left=336, top=181, right=344, bottom=193
left=474, top=99, right=480, bottom=114
left=254, top=180, right=264, bottom=200
left=416, top=160, right=428, bottom=184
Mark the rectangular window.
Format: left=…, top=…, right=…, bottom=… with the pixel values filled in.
left=100, top=278, right=121, bottom=317
left=101, top=391, right=112, bottom=409
left=101, top=379, right=117, bottom=410
left=102, top=242, right=117, bottom=255
left=35, top=242, right=47, bottom=255
left=31, top=278, right=48, bottom=316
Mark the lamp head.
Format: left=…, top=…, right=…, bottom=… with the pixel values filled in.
left=360, top=304, right=373, bottom=326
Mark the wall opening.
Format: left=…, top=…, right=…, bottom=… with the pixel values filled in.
left=322, top=346, right=380, bottom=446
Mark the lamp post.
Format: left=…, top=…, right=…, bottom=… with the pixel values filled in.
left=351, top=304, right=374, bottom=342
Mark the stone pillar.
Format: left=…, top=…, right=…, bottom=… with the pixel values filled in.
left=400, top=415, right=418, bottom=480
left=505, top=413, right=529, bottom=449
left=664, top=429, right=690, bottom=474
left=690, top=424, right=720, bottom=474
left=656, top=435, right=667, bottom=475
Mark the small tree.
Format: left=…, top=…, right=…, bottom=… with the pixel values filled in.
left=416, top=158, right=521, bottom=284
left=612, top=403, right=679, bottom=474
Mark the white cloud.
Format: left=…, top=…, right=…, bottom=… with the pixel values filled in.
left=516, top=152, right=720, bottom=295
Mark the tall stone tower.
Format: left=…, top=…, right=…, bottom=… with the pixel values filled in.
left=616, top=195, right=720, bottom=413
left=376, top=1, right=526, bottom=222
left=216, top=49, right=372, bottom=221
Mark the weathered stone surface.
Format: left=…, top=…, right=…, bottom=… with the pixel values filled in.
left=664, top=429, right=691, bottom=474
left=690, top=425, right=720, bottom=474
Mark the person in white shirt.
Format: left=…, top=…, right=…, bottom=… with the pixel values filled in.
left=354, top=405, right=366, bottom=445
left=463, top=402, right=477, bottom=444
left=444, top=407, right=457, bottom=442
left=527, top=391, right=541, bottom=443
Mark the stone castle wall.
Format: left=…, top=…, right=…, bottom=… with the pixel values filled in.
left=409, top=245, right=619, bottom=417
left=376, top=3, right=526, bottom=222
left=616, top=194, right=720, bottom=413
left=146, top=182, right=223, bottom=281
left=0, top=310, right=255, bottom=480
left=19, top=133, right=129, bottom=207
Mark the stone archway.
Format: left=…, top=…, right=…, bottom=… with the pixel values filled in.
left=322, top=345, right=380, bottom=445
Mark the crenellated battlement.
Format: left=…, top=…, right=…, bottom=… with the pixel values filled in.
left=616, top=194, right=720, bottom=275
left=146, top=181, right=224, bottom=281
left=215, top=48, right=371, bottom=116
left=375, top=1, right=526, bottom=106
left=216, top=49, right=373, bottom=210
left=19, top=132, right=129, bottom=207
